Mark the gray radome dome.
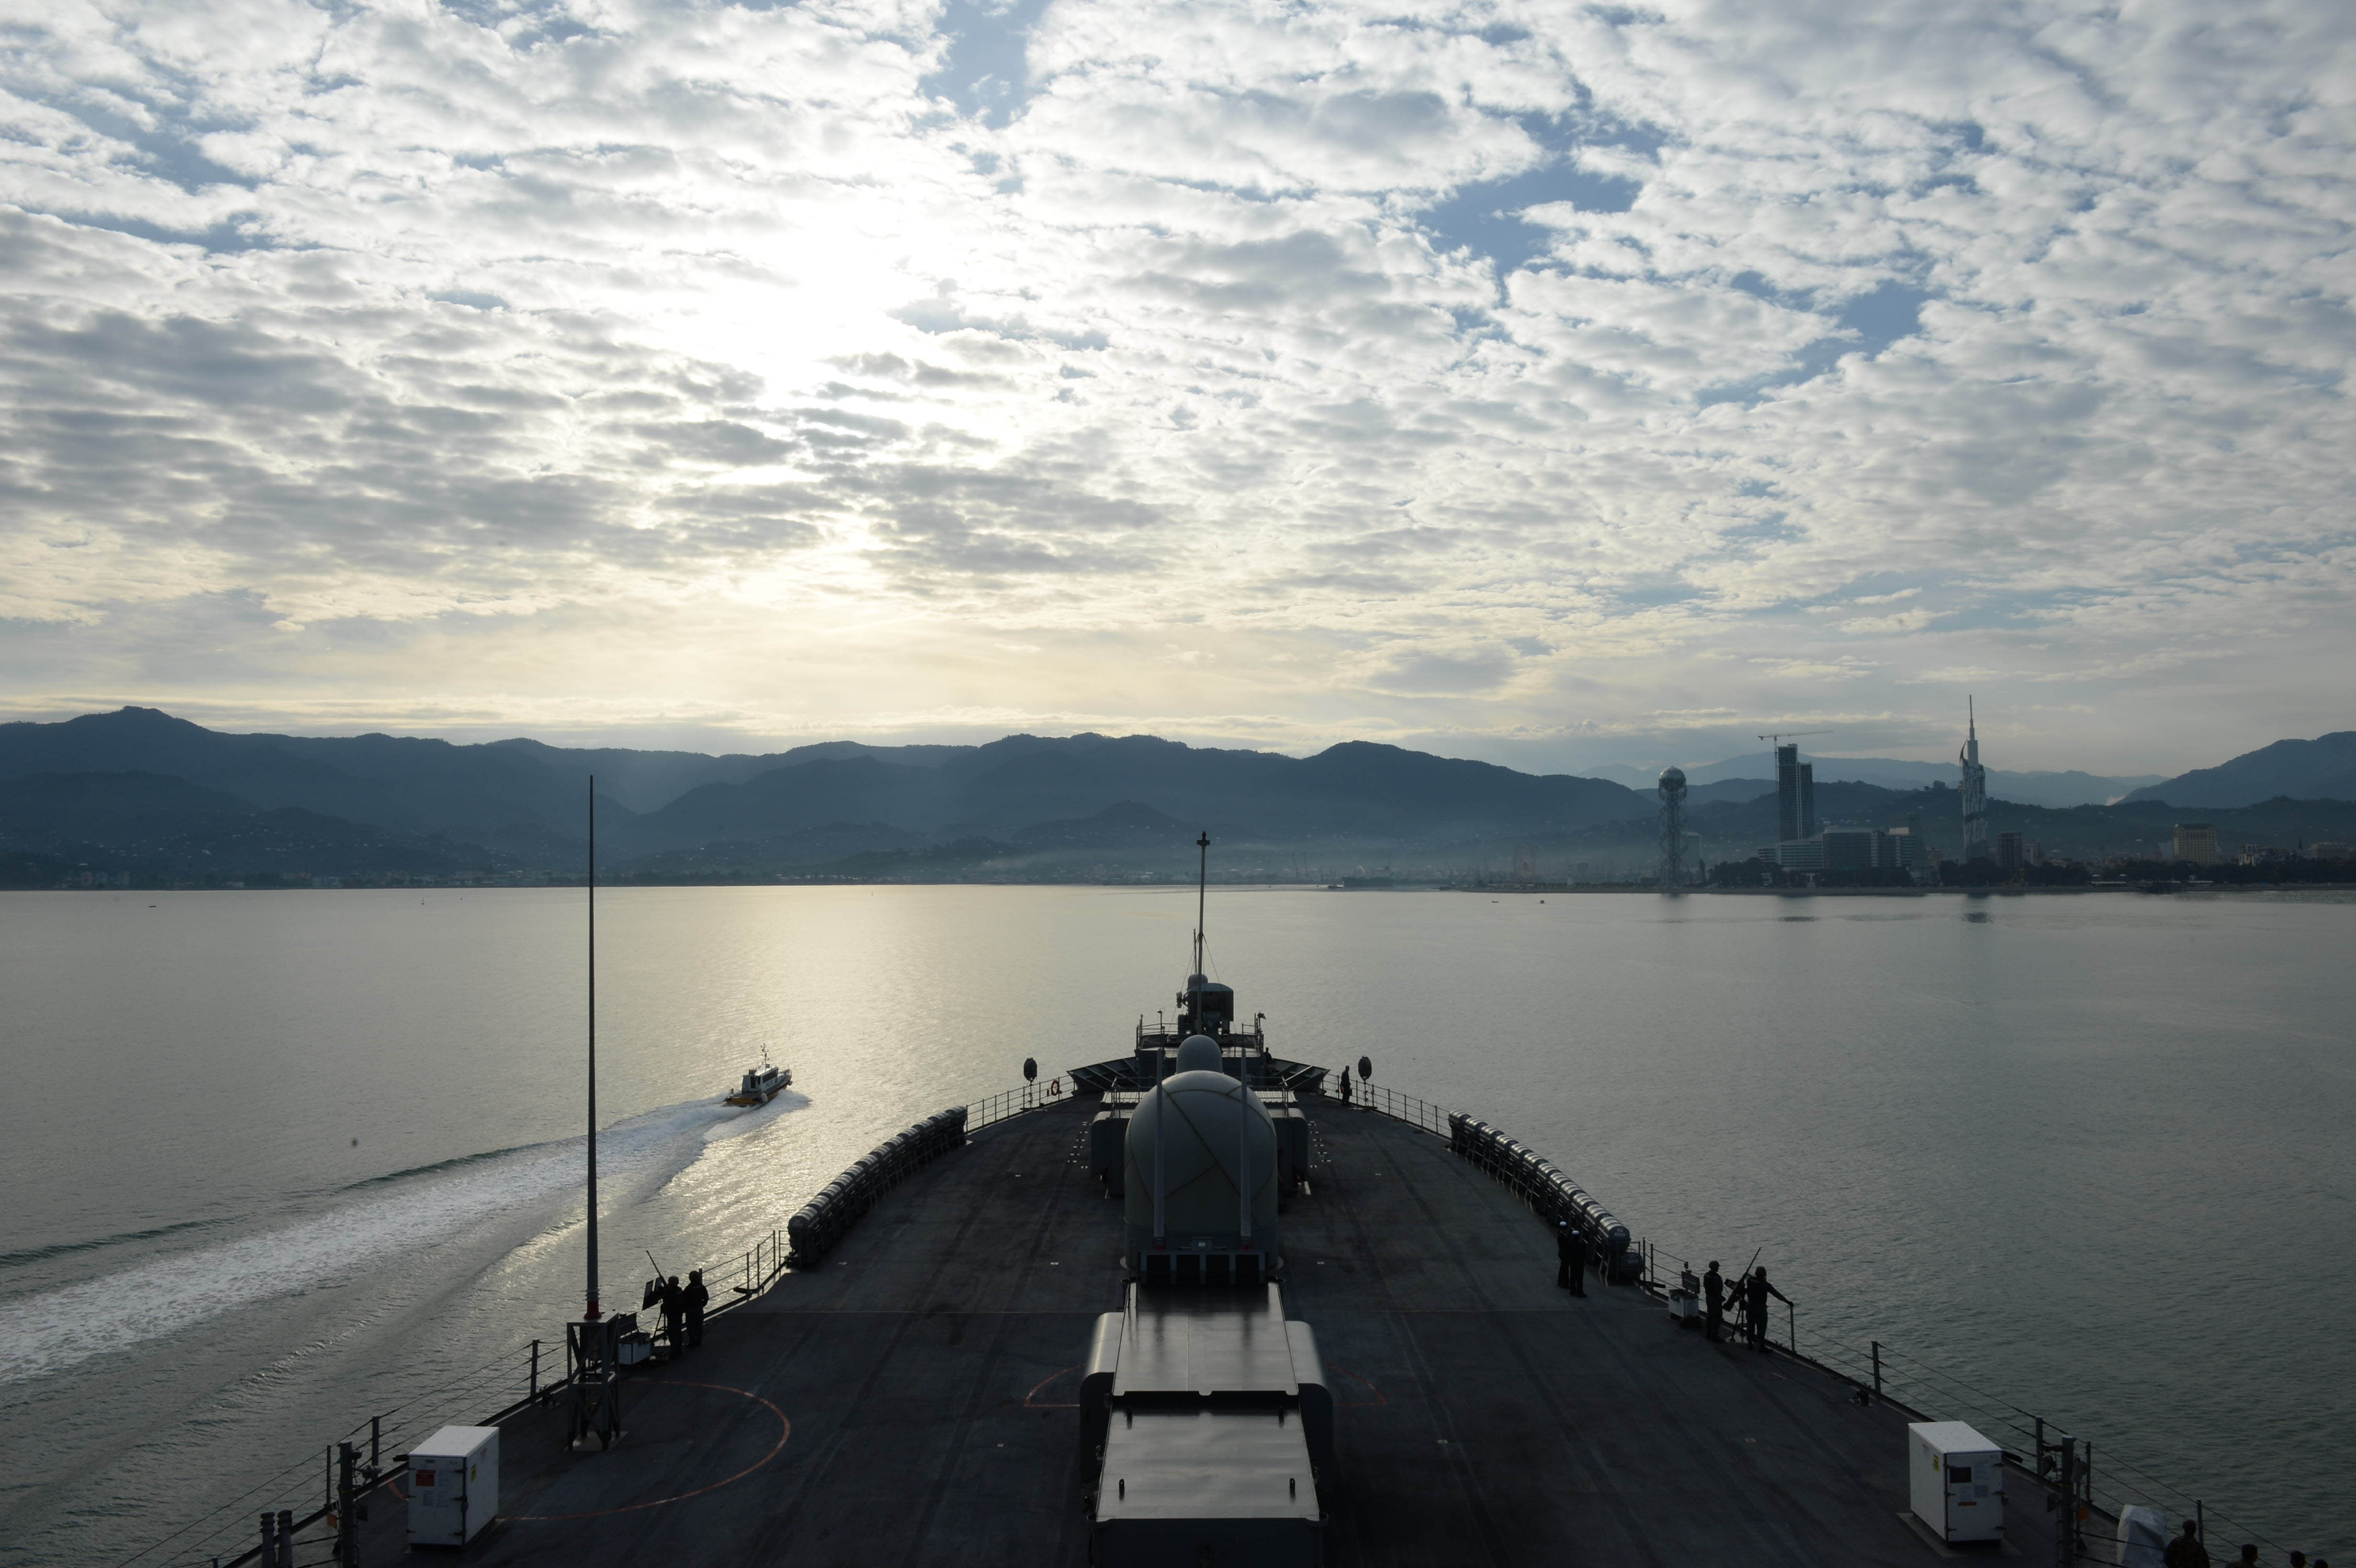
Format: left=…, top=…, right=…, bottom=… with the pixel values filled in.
left=1658, top=766, right=1687, bottom=789
left=1174, top=1034, right=1222, bottom=1073
left=1123, top=1070, right=1280, bottom=1248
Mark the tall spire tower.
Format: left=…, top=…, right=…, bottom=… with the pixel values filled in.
left=1959, top=698, right=1989, bottom=863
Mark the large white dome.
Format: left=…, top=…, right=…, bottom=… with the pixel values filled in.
left=1123, top=1069, right=1280, bottom=1254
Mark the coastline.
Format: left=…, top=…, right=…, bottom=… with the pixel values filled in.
left=15, top=878, right=2356, bottom=895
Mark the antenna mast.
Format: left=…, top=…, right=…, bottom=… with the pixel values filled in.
left=1194, top=831, right=1209, bottom=979
left=584, top=776, right=600, bottom=1320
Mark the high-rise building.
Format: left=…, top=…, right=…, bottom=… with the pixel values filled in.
left=1996, top=831, right=2023, bottom=871
left=1958, top=698, right=1989, bottom=862
left=1776, top=744, right=1801, bottom=842
left=2173, top=823, right=2218, bottom=864
left=1761, top=838, right=1827, bottom=871
left=1798, top=763, right=1816, bottom=840
left=1820, top=829, right=1922, bottom=872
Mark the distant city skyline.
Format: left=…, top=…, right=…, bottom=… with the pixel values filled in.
left=0, top=0, right=2347, bottom=777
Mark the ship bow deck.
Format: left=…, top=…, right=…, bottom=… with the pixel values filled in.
left=347, top=1095, right=2055, bottom=1567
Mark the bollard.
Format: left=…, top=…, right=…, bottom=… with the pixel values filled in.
left=276, top=1508, right=296, bottom=1568
left=260, top=1512, right=276, bottom=1562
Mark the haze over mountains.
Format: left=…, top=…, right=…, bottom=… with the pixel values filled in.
left=0, top=708, right=2349, bottom=885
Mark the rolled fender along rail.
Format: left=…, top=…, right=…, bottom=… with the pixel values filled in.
left=1444, top=1112, right=1638, bottom=1279
left=785, top=1107, right=969, bottom=1264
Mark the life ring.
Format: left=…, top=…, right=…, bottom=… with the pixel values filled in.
left=1047, top=1078, right=1062, bottom=1097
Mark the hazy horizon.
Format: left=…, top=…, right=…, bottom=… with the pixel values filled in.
left=0, top=699, right=2258, bottom=785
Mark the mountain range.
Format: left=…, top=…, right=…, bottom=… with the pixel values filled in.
left=2121, top=731, right=2356, bottom=808
left=0, top=708, right=1642, bottom=881
left=0, top=708, right=2348, bottom=885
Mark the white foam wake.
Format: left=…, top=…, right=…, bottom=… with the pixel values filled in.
left=0, top=1098, right=757, bottom=1385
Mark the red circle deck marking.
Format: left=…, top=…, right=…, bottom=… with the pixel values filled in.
left=1331, top=1364, right=1387, bottom=1406
left=506, top=1380, right=790, bottom=1522
left=1025, top=1365, right=1081, bottom=1408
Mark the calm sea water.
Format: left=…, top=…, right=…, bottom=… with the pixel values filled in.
left=0, top=886, right=2349, bottom=1562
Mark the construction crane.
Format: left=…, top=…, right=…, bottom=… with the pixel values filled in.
left=1756, top=729, right=1834, bottom=748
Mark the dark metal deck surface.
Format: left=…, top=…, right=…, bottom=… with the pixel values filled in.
left=346, top=1095, right=2059, bottom=1565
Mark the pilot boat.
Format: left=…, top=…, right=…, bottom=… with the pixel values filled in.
left=723, top=1062, right=791, bottom=1106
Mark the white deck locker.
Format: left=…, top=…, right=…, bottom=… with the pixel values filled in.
left=1907, top=1421, right=2004, bottom=1543
left=407, top=1425, right=500, bottom=1547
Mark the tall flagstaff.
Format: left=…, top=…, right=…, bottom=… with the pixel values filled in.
left=1194, top=832, right=1210, bottom=979
left=585, top=775, right=600, bottom=1320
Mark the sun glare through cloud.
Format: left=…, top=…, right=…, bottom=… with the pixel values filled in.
left=0, top=0, right=2349, bottom=771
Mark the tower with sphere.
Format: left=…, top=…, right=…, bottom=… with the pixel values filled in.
left=1657, top=766, right=1689, bottom=888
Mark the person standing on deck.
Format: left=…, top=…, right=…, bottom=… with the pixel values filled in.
left=1741, top=1266, right=1788, bottom=1351
left=659, top=1275, right=684, bottom=1355
left=1703, top=1261, right=1727, bottom=1343
left=1338, top=1067, right=1353, bottom=1105
left=1555, top=1222, right=1588, bottom=1295
left=682, top=1270, right=710, bottom=1349
left=2163, top=1520, right=2211, bottom=1568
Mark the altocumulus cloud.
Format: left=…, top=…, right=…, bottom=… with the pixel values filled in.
left=0, top=0, right=2349, bottom=765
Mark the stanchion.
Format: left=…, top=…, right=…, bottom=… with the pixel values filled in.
left=336, top=1441, right=359, bottom=1562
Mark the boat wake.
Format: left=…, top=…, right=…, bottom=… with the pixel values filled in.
left=0, top=1095, right=789, bottom=1386
left=704, top=1089, right=809, bottom=1143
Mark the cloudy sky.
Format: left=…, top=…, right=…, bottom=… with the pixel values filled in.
left=0, top=0, right=2348, bottom=774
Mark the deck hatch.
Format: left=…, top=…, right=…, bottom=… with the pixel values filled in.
left=1113, top=1283, right=1299, bottom=1399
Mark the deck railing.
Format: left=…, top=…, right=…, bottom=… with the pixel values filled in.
left=966, top=1081, right=1069, bottom=1131
left=1320, top=1079, right=1451, bottom=1135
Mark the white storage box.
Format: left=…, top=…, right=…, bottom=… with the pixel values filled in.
left=1907, top=1421, right=2004, bottom=1543
left=408, top=1425, right=500, bottom=1547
